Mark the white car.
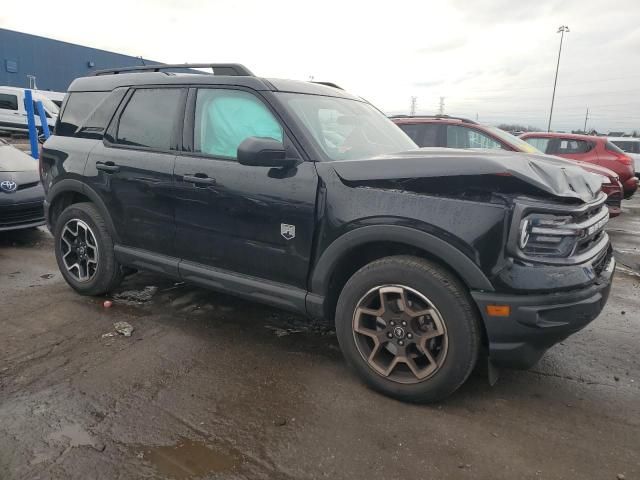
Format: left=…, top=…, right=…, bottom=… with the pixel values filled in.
left=608, top=136, right=640, bottom=177
left=0, top=86, right=58, bottom=134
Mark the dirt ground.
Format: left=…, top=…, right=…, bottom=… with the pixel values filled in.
left=1, top=198, right=639, bottom=480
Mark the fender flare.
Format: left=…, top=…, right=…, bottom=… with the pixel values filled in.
left=46, top=179, right=120, bottom=242
left=310, top=225, right=494, bottom=295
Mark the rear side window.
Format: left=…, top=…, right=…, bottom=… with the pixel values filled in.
left=0, top=93, right=18, bottom=111
left=523, top=137, right=551, bottom=153
left=116, top=88, right=183, bottom=150
left=77, top=89, right=127, bottom=139
left=446, top=125, right=503, bottom=149
left=557, top=139, right=592, bottom=154
left=194, top=89, right=282, bottom=159
left=57, top=92, right=109, bottom=136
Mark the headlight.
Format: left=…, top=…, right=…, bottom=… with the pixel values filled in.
left=518, top=214, right=579, bottom=257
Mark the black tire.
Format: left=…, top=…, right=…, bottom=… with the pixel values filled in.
left=335, top=255, right=481, bottom=403
left=54, top=202, right=123, bottom=296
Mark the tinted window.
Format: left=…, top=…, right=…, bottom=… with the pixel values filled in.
left=446, top=125, right=503, bottom=149
left=523, top=137, right=551, bottom=153
left=116, top=88, right=183, bottom=150
left=78, top=89, right=127, bottom=139
left=605, top=141, right=626, bottom=154
left=57, top=91, right=109, bottom=136
left=0, top=93, right=18, bottom=111
left=399, top=124, right=440, bottom=147
left=612, top=140, right=640, bottom=154
left=557, top=139, right=592, bottom=154
left=194, top=89, right=282, bottom=159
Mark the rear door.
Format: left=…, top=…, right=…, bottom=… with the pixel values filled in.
left=172, top=87, right=318, bottom=289
left=87, top=87, right=186, bottom=257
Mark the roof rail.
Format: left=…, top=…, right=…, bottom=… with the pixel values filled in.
left=389, top=114, right=478, bottom=125
left=311, top=81, right=344, bottom=90
left=92, top=63, right=254, bottom=77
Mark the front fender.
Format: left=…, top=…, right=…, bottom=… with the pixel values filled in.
left=309, top=224, right=495, bottom=296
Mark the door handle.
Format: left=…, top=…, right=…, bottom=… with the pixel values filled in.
left=96, top=161, right=120, bottom=173
left=183, top=174, right=216, bottom=186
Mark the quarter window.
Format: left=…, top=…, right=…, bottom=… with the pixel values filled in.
left=194, top=89, right=283, bottom=159
left=0, top=93, right=18, bottom=111
left=446, top=126, right=503, bottom=149
left=116, top=88, right=183, bottom=150
left=58, top=91, right=109, bottom=137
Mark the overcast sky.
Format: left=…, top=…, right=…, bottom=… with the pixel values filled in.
left=2, top=0, right=639, bottom=132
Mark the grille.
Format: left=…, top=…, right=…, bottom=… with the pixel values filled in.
left=0, top=202, right=45, bottom=228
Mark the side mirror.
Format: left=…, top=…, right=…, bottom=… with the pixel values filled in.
left=237, top=137, right=296, bottom=167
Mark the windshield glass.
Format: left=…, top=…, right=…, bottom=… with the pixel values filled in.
left=34, top=95, right=60, bottom=115
left=276, top=92, right=417, bottom=161
left=487, top=126, right=541, bottom=154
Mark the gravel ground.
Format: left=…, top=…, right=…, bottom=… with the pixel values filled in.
left=0, top=198, right=639, bottom=480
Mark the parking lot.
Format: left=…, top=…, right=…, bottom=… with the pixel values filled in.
left=0, top=197, right=637, bottom=480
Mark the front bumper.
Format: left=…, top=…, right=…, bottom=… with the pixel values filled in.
left=622, top=176, right=638, bottom=197
left=472, top=252, right=615, bottom=369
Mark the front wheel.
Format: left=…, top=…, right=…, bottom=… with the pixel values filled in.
left=335, top=255, right=481, bottom=403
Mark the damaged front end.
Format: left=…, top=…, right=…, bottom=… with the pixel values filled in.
left=320, top=148, right=614, bottom=369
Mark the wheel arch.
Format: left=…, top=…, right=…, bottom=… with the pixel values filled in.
left=307, top=225, right=494, bottom=320
left=46, top=179, right=120, bottom=243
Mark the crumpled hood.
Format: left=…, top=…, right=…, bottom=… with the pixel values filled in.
left=330, top=148, right=601, bottom=202
left=0, top=144, right=38, bottom=173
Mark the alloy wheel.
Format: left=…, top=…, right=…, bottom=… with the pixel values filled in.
left=352, top=285, right=448, bottom=384
left=59, top=219, right=99, bottom=282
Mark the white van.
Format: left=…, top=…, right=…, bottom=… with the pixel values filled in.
left=608, top=136, right=640, bottom=177
left=0, top=86, right=59, bottom=134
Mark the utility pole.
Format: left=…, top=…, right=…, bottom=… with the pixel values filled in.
left=410, top=96, right=417, bottom=116
left=438, top=97, right=445, bottom=116
left=583, top=107, right=589, bottom=133
left=547, top=25, right=570, bottom=132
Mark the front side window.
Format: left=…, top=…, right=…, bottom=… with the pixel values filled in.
left=0, top=93, right=18, bottom=111
left=446, top=125, right=503, bottom=149
left=116, top=88, right=182, bottom=150
left=277, top=92, right=416, bottom=161
left=523, top=137, right=551, bottom=153
left=194, top=89, right=283, bottom=159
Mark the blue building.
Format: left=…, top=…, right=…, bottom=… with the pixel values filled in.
left=0, top=28, right=159, bottom=92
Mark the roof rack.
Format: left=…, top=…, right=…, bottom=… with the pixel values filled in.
left=311, top=81, right=344, bottom=90
left=92, top=63, right=254, bottom=77
left=389, top=114, right=478, bottom=125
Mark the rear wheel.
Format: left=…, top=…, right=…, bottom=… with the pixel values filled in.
left=335, top=255, right=481, bottom=402
left=54, top=202, right=123, bottom=295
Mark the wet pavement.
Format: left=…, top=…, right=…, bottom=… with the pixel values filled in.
left=1, top=199, right=639, bottom=480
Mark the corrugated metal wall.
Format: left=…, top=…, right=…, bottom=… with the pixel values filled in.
left=0, top=29, right=159, bottom=92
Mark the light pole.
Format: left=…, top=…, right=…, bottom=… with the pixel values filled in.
left=547, top=25, right=569, bottom=132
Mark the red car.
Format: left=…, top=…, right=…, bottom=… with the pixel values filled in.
left=520, top=132, right=638, bottom=198
left=392, top=116, right=623, bottom=216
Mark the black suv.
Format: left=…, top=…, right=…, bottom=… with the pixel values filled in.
left=41, top=63, right=615, bottom=402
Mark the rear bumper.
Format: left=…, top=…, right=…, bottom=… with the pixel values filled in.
left=472, top=252, right=615, bottom=369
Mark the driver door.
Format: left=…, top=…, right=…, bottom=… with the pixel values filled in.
left=172, top=87, right=318, bottom=289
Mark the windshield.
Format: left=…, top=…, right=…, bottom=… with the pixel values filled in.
left=34, top=94, right=60, bottom=115
left=276, top=92, right=417, bottom=161
left=487, top=126, right=541, bottom=154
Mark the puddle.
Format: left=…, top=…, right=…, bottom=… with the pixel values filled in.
left=135, top=437, right=242, bottom=479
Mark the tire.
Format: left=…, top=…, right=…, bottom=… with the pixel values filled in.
left=335, top=255, right=481, bottom=403
left=53, top=202, right=123, bottom=296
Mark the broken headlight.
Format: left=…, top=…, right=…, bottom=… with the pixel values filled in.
left=518, top=214, right=579, bottom=257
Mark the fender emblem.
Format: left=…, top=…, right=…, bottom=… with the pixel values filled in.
left=281, top=223, right=296, bottom=240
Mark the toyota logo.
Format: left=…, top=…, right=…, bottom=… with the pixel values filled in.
left=0, top=180, right=17, bottom=193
